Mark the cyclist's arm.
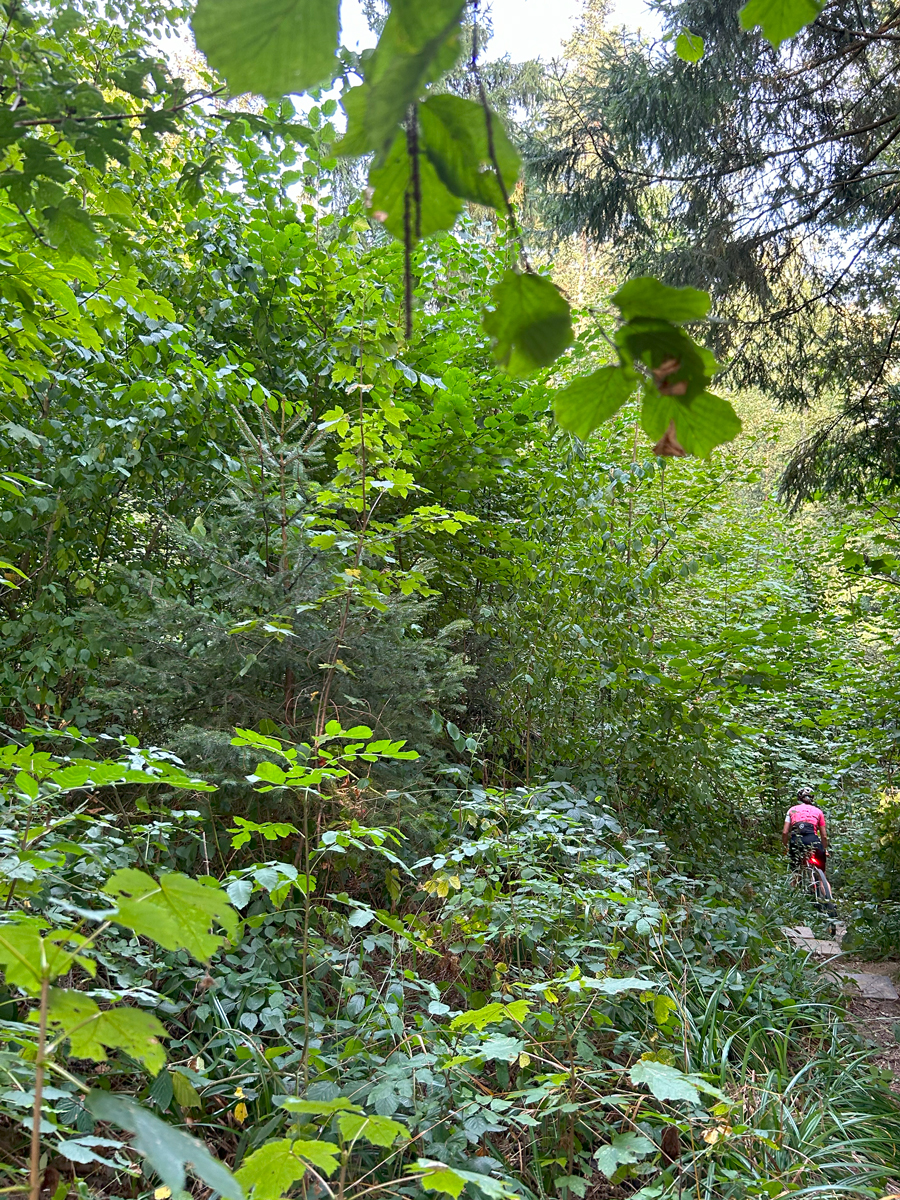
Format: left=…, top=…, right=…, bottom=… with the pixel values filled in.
left=781, top=817, right=791, bottom=848
left=819, top=816, right=827, bottom=850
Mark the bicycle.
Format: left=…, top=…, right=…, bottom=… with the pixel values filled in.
left=791, top=843, right=838, bottom=928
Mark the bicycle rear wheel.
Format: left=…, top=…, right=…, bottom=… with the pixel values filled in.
left=808, top=865, right=838, bottom=920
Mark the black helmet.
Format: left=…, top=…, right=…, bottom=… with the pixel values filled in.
left=797, top=786, right=813, bottom=802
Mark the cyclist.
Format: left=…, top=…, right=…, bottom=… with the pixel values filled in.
left=782, top=787, right=828, bottom=876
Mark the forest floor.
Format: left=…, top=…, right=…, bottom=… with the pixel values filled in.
left=845, top=959, right=900, bottom=1093
left=784, top=925, right=900, bottom=1091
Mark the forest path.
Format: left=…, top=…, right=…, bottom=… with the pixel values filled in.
left=783, top=925, right=900, bottom=1090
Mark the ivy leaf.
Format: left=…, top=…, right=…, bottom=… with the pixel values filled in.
left=483, top=272, right=573, bottom=377
left=419, top=95, right=520, bottom=210
left=337, top=1112, right=409, bottom=1147
left=43, top=989, right=167, bottom=1074
left=86, top=1091, right=242, bottom=1199
left=191, top=0, right=339, bottom=98
left=554, top=365, right=636, bottom=438
left=629, top=1059, right=702, bottom=1104
left=594, top=1133, right=656, bottom=1179
left=337, top=0, right=466, bottom=161
left=368, top=129, right=463, bottom=242
left=641, top=389, right=742, bottom=458
left=738, top=0, right=824, bottom=47
left=236, top=1139, right=340, bottom=1200
left=675, top=29, right=705, bottom=62
left=102, top=869, right=238, bottom=962
left=612, top=277, right=710, bottom=323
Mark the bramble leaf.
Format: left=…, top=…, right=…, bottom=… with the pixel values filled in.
left=450, top=999, right=531, bottom=1030
left=192, top=0, right=339, bottom=98
left=594, top=1132, right=656, bottom=1179
left=43, top=989, right=167, bottom=1074
left=236, top=1138, right=340, bottom=1199
left=483, top=272, right=573, bottom=377
left=337, top=1112, right=409, bottom=1147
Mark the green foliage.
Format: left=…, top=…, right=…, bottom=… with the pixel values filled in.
left=483, top=271, right=573, bottom=376
left=553, top=364, right=636, bottom=438
left=0, top=4, right=899, bottom=1200
left=191, top=0, right=340, bottom=97
left=338, top=0, right=467, bottom=160
left=87, top=1091, right=243, bottom=1198
left=674, top=29, right=705, bottom=62
left=102, top=868, right=239, bottom=961
left=738, top=0, right=825, bottom=46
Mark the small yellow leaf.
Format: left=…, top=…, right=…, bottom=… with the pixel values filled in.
left=154, top=1188, right=171, bottom=1200
left=234, top=1101, right=248, bottom=1124
left=234, top=1086, right=245, bottom=1099
left=518, top=1053, right=531, bottom=1068
left=702, top=1124, right=731, bottom=1145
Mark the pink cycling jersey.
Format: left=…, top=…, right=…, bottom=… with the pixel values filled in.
left=786, top=803, right=826, bottom=834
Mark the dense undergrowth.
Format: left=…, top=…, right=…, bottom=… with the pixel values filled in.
left=1, top=730, right=898, bottom=1200
left=2, top=0, right=900, bottom=1196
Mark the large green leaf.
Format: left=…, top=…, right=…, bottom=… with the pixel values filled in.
left=629, top=1059, right=702, bottom=1104
left=450, top=999, right=531, bottom=1030
left=103, top=869, right=238, bottom=962
left=337, top=1112, right=410, bottom=1147
left=86, top=1091, right=242, bottom=1199
left=612, top=277, right=710, bottom=322
left=483, top=272, right=573, bottom=377
left=0, top=917, right=94, bottom=994
left=675, top=30, right=705, bottom=62
left=191, top=0, right=339, bottom=98
left=617, top=318, right=715, bottom=403
left=414, top=1160, right=520, bottom=1199
left=738, top=0, right=824, bottom=47
left=594, top=1132, right=656, bottom=1179
left=641, top=389, right=742, bottom=458
left=44, top=989, right=167, bottom=1074
left=44, top=198, right=100, bottom=259
left=337, top=0, right=466, bottom=160
left=0, top=917, right=46, bottom=993
left=419, top=95, right=520, bottom=210
left=236, top=1139, right=340, bottom=1200
left=554, top=365, right=636, bottom=438
left=368, top=130, right=463, bottom=243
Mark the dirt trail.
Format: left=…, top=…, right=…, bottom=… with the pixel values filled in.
left=783, top=925, right=900, bottom=1091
